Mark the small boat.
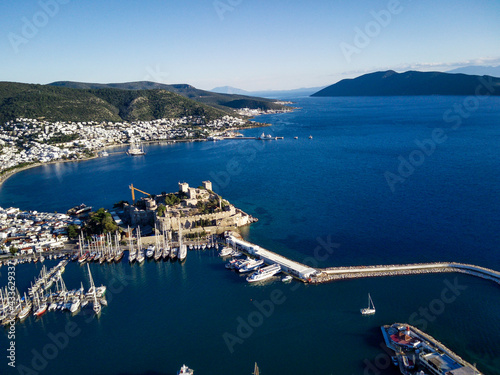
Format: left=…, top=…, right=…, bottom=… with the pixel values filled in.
left=162, top=246, right=170, bottom=260
left=114, top=249, right=124, bottom=263
left=308, top=135, right=313, bottom=139
left=154, top=248, right=163, bottom=261
left=282, top=275, right=293, bottom=283
left=294, top=136, right=298, bottom=139
left=146, top=245, right=155, bottom=259
left=34, top=303, right=47, bottom=317
left=178, top=364, right=194, bottom=375
left=136, top=250, right=145, bottom=263
left=170, top=247, right=178, bottom=260
left=69, top=298, right=81, bottom=313
left=18, top=299, right=32, bottom=320
left=219, top=246, right=232, bottom=257
left=360, top=293, right=376, bottom=315
left=238, top=259, right=264, bottom=273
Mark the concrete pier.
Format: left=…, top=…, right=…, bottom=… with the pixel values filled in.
left=313, top=262, right=500, bottom=284
left=226, top=234, right=500, bottom=285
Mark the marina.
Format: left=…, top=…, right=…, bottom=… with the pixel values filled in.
left=0, top=97, right=499, bottom=374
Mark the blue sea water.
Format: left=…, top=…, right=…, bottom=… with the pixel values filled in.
left=0, top=96, right=499, bottom=375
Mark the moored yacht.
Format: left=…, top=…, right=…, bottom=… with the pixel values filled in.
left=246, top=264, right=281, bottom=283
left=219, top=246, right=232, bottom=257
left=136, top=249, right=145, bottom=263
left=127, top=140, right=146, bottom=156
left=238, top=258, right=264, bottom=273
left=146, top=245, right=155, bottom=259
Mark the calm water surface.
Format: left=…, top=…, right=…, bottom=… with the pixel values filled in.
left=1, top=96, right=499, bottom=375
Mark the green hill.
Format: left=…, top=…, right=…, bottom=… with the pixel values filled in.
left=49, top=81, right=286, bottom=112
left=0, top=82, right=233, bottom=124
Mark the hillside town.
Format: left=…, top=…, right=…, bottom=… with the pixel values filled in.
left=0, top=114, right=250, bottom=172
left=0, top=206, right=75, bottom=258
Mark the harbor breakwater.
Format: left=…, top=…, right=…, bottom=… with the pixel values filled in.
left=311, top=262, right=500, bottom=284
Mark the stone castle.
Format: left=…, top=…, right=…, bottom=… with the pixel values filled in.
left=123, top=181, right=256, bottom=235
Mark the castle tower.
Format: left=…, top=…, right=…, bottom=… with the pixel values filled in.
left=179, top=182, right=189, bottom=193
left=202, top=180, right=212, bottom=191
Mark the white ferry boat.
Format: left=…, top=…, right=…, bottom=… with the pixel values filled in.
left=246, top=264, right=281, bottom=283
left=238, top=258, right=264, bottom=273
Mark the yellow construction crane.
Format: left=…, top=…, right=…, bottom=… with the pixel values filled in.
left=129, top=184, right=151, bottom=204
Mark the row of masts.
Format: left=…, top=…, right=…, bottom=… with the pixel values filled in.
left=75, top=232, right=124, bottom=264
left=0, top=259, right=107, bottom=326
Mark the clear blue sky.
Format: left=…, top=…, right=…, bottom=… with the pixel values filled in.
left=1, top=0, right=499, bottom=91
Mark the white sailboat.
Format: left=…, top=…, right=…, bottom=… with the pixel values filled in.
left=178, top=222, right=187, bottom=262
left=87, top=264, right=101, bottom=316
left=127, top=139, right=146, bottom=156
left=360, top=293, right=376, bottom=315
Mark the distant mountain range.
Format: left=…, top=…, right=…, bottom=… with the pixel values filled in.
left=211, top=86, right=326, bottom=99
left=0, top=81, right=288, bottom=124
left=446, top=65, right=500, bottom=77
left=311, top=70, right=500, bottom=97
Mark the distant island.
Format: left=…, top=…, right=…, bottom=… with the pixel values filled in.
left=311, top=70, right=500, bottom=97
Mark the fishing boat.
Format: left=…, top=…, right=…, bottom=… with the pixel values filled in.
left=246, top=264, right=281, bottom=283
left=360, top=293, right=376, bottom=315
